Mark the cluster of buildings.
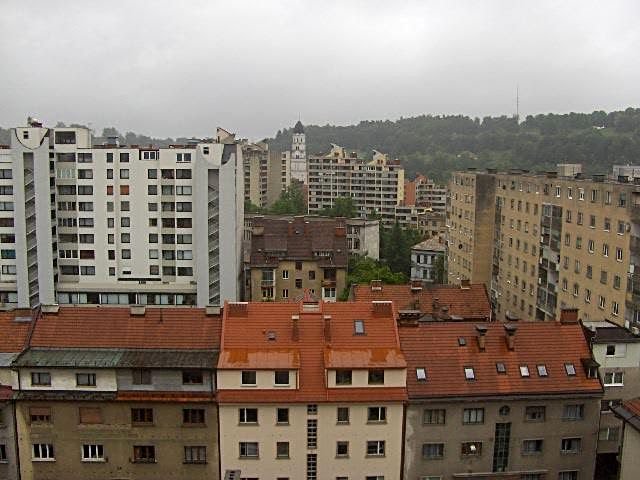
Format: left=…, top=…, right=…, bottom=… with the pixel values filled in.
left=0, top=281, right=615, bottom=480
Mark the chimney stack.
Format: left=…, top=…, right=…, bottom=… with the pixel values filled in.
left=323, top=315, right=332, bottom=343
left=504, top=324, right=517, bottom=351
left=292, top=315, right=299, bottom=341
left=559, top=308, right=579, bottom=324
left=288, top=221, right=294, bottom=237
left=432, top=297, right=440, bottom=314
left=460, top=279, right=471, bottom=289
left=476, top=324, right=488, bottom=351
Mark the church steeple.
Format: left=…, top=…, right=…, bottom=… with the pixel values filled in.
left=293, top=120, right=305, bottom=134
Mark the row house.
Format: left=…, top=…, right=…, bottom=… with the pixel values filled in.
left=7, top=306, right=221, bottom=480
left=216, top=297, right=407, bottom=480
left=399, top=308, right=603, bottom=480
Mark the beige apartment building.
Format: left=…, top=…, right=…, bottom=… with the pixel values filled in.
left=246, top=215, right=348, bottom=302
left=449, top=167, right=640, bottom=326
left=217, top=299, right=407, bottom=480
left=399, top=309, right=603, bottom=480
left=242, top=141, right=269, bottom=208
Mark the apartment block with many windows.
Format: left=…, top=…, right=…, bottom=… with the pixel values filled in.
left=399, top=309, right=603, bottom=480
left=217, top=298, right=407, bottom=480
left=242, top=141, right=269, bottom=209
left=11, top=305, right=221, bottom=480
left=307, top=146, right=404, bottom=226
left=3, top=121, right=243, bottom=309
left=449, top=168, right=640, bottom=326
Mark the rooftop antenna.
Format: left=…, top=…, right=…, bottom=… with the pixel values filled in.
left=516, top=84, right=520, bottom=123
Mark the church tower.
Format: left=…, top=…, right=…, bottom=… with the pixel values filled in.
left=290, top=120, right=307, bottom=184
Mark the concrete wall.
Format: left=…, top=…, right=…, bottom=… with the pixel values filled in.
left=115, top=369, right=214, bottom=393
left=619, top=424, right=640, bottom=480
left=0, top=401, right=19, bottom=480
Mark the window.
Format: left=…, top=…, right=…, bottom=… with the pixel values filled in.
left=184, top=446, right=207, bottom=464
left=241, top=370, right=257, bottom=385
left=496, top=362, right=506, bottom=374
left=612, top=301, right=620, bottom=316
left=562, top=404, right=584, bottom=420
left=337, top=407, right=350, bottom=423
left=31, top=372, right=51, bottom=386
left=276, top=441, right=290, bottom=459
left=560, top=437, right=581, bottom=454
left=537, top=365, right=548, bottom=377
left=307, top=404, right=317, bottom=415
left=133, top=445, right=156, bottom=463
left=29, top=407, right=51, bottom=423
left=464, top=367, right=475, bottom=380
left=422, top=443, right=444, bottom=459
left=354, top=320, right=365, bottom=335
left=182, top=370, right=203, bottom=384
left=525, top=406, right=545, bottom=422
left=120, top=169, right=129, bottom=179
left=79, top=407, right=103, bottom=424
left=336, top=441, right=349, bottom=457
left=463, top=408, right=484, bottom=424
left=564, top=363, right=576, bottom=376
left=0, top=444, right=5, bottom=462
left=239, top=408, right=258, bottom=424
left=274, top=370, right=290, bottom=385
left=522, top=439, right=543, bottom=454
left=307, top=419, right=318, bottom=448
left=461, top=441, right=482, bottom=456
left=599, top=427, right=620, bottom=441
left=604, top=371, right=624, bottom=386
left=335, top=369, right=352, bottom=385
left=423, top=408, right=446, bottom=425
left=367, top=406, right=386, bottom=422
left=183, top=408, right=205, bottom=425
left=81, top=444, right=104, bottom=462
left=416, top=367, right=427, bottom=381
left=282, top=270, right=289, bottom=279
left=558, top=472, right=578, bottom=480
left=616, top=247, right=623, bottom=261
left=32, top=443, right=55, bottom=460
left=519, top=365, right=530, bottom=377
left=131, top=408, right=153, bottom=424
left=603, top=243, right=609, bottom=256
left=276, top=408, right=289, bottom=424
left=366, top=440, right=385, bottom=456
left=368, top=369, right=384, bottom=385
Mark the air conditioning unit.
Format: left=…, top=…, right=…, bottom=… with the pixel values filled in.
left=631, top=326, right=640, bottom=336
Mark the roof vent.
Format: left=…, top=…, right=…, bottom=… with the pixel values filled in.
left=206, top=305, right=221, bottom=316
left=130, top=305, right=146, bottom=316
left=370, top=279, right=382, bottom=291
left=40, top=304, right=59, bottom=314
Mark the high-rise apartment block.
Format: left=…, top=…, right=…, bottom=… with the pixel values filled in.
left=241, top=141, right=269, bottom=209
left=308, top=146, right=405, bottom=225
left=2, top=121, right=243, bottom=309
left=449, top=167, right=640, bottom=327
left=404, top=173, right=447, bottom=213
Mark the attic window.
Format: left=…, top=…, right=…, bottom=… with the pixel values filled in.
left=565, top=363, right=576, bottom=376
left=416, top=368, right=427, bottom=381
left=537, top=365, right=548, bottom=377
left=354, top=320, right=365, bottom=335
left=464, top=367, right=475, bottom=380
left=458, top=337, right=467, bottom=346
left=496, top=363, right=506, bottom=374
left=519, top=365, right=530, bottom=377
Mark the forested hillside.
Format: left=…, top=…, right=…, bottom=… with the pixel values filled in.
left=269, top=108, right=640, bottom=182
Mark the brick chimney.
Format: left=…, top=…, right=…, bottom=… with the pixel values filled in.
left=370, top=280, right=382, bottom=291
left=323, top=315, right=332, bottom=343
left=559, top=308, right=579, bottom=324
left=432, top=297, right=440, bottom=314
left=292, top=315, right=299, bottom=341
left=476, top=324, right=488, bottom=351
left=504, top=324, right=517, bottom=351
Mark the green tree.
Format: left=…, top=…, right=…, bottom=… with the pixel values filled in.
left=380, top=223, right=424, bottom=276
left=319, top=197, right=357, bottom=218
left=339, top=255, right=406, bottom=300
left=432, top=255, right=446, bottom=284
left=244, top=200, right=264, bottom=214
left=269, top=182, right=306, bottom=215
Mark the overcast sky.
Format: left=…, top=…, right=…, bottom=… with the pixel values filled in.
left=1, top=0, right=638, bottom=140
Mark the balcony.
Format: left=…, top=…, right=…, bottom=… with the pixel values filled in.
left=261, top=279, right=275, bottom=287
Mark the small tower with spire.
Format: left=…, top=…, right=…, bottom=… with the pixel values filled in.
left=290, top=120, right=307, bottom=184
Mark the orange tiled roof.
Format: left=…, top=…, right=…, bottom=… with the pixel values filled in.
left=324, top=348, right=406, bottom=368
left=29, top=307, right=221, bottom=350
left=352, top=283, right=491, bottom=320
left=218, top=349, right=300, bottom=369
left=0, top=311, right=32, bottom=353
left=399, top=321, right=603, bottom=399
left=218, top=300, right=407, bottom=403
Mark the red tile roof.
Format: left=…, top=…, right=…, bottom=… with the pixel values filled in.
left=29, top=307, right=221, bottom=350
left=623, top=398, right=640, bottom=417
left=116, top=391, right=215, bottom=403
left=217, top=300, right=407, bottom=403
left=351, top=283, right=491, bottom=320
left=218, top=349, right=300, bottom=369
left=0, top=310, right=32, bottom=353
left=399, top=321, right=602, bottom=399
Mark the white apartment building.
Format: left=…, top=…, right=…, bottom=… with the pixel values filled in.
left=2, top=120, right=243, bottom=308
left=290, top=120, right=307, bottom=184
left=307, top=146, right=405, bottom=226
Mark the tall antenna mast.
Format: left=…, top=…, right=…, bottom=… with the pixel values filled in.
left=516, top=84, right=520, bottom=123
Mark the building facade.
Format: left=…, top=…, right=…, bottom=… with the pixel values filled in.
left=217, top=299, right=407, bottom=480
left=3, top=121, right=243, bottom=308
left=410, top=237, right=447, bottom=283
left=404, top=174, right=447, bottom=213
left=399, top=311, right=603, bottom=480
left=242, top=141, right=269, bottom=209
left=449, top=167, right=640, bottom=326
left=246, top=216, right=348, bottom=302
left=307, top=146, right=405, bottom=226
left=613, top=398, right=640, bottom=479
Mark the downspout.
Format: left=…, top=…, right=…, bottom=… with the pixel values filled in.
left=14, top=369, right=22, bottom=480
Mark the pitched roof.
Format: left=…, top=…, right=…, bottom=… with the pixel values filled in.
left=250, top=216, right=348, bottom=267
left=399, top=321, right=603, bottom=399
left=613, top=398, right=640, bottom=432
left=217, top=300, right=407, bottom=403
left=28, top=307, right=221, bottom=350
left=0, top=310, right=33, bottom=353
left=351, top=283, right=491, bottom=320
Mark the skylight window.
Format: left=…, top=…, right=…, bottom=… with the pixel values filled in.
left=519, top=365, right=530, bottom=377
left=458, top=337, right=467, bottom=346
left=416, top=368, right=427, bottom=381
left=496, top=363, right=506, bottom=374
left=565, top=363, right=576, bottom=376
left=354, top=320, right=365, bottom=335
left=537, top=365, right=548, bottom=377
left=464, top=367, right=475, bottom=380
